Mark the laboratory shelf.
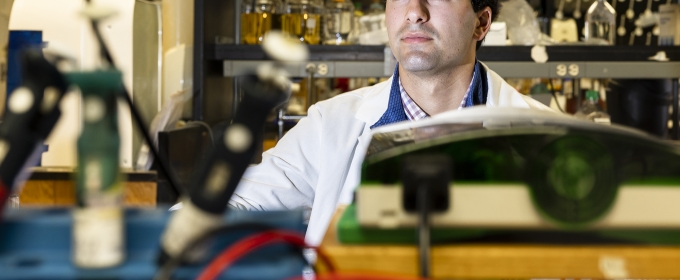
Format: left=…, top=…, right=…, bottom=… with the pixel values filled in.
left=213, top=45, right=680, bottom=78
left=209, top=44, right=680, bottom=62
left=222, top=60, right=680, bottom=79
left=207, top=44, right=386, bottom=61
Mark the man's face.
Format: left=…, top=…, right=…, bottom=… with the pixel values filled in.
left=386, top=0, right=483, bottom=73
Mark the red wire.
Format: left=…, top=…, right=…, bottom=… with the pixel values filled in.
left=195, top=230, right=335, bottom=280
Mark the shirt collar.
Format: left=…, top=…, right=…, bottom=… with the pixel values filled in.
left=399, top=64, right=477, bottom=121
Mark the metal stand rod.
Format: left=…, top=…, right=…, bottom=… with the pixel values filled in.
left=276, top=110, right=306, bottom=141
left=276, top=64, right=315, bottom=141
left=234, top=0, right=241, bottom=45
left=305, top=65, right=315, bottom=109
left=575, top=78, right=581, bottom=109
left=417, top=186, right=431, bottom=278
left=192, top=0, right=205, bottom=121
left=672, top=79, right=679, bottom=140
left=278, top=108, right=284, bottom=140
left=233, top=77, right=240, bottom=118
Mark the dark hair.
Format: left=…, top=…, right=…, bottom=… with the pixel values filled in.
left=471, top=0, right=499, bottom=50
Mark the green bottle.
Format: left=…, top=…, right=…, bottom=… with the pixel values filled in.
left=69, top=70, right=125, bottom=268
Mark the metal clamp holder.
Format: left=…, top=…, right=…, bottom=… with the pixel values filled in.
left=402, top=155, right=452, bottom=278
left=274, top=63, right=317, bottom=141
left=277, top=109, right=306, bottom=140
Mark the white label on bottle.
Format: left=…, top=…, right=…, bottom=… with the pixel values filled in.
left=161, top=199, right=223, bottom=260
left=73, top=207, right=124, bottom=268
left=340, top=12, right=352, bottom=33
left=594, top=117, right=611, bottom=125
left=85, top=159, right=102, bottom=192
left=331, top=14, right=341, bottom=32
left=306, top=17, right=316, bottom=29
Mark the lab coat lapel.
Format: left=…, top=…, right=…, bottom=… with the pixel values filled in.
left=353, top=76, right=394, bottom=179
left=481, top=62, right=532, bottom=108
left=355, top=76, right=394, bottom=126
left=305, top=79, right=392, bottom=245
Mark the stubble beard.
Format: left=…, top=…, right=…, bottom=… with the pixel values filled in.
left=399, top=50, right=439, bottom=72
left=394, top=25, right=440, bottom=73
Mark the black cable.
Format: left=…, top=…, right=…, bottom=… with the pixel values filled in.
left=548, top=78, right=565, bottom=113
left=417, top=187, right=431, bottom=278
left=153, top=223, right=306, bottom=280
left=86, top=16, right=184, bottom=200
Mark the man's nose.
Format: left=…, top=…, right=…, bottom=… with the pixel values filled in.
left=405, top=0, right=429, bottom=24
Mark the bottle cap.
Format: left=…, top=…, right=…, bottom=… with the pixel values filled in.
left=586, top=90, right=599, bottom=101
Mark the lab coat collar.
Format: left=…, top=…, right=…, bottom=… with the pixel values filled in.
left=358, top=61, right=490, bottom=129
left=464, top=60, right=488, bottom=107
left=369, top=65, right=408, bottom=129
left=354, top=76, right=393, bottom=126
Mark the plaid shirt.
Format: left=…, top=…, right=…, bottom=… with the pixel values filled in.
left=399, top=73, right=475, bottom=121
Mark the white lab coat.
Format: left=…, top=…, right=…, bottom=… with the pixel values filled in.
left=229, top=64, right=551, bottom=245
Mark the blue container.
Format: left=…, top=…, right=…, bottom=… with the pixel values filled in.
left=6, top=30, right=43, bottom=103
left=7, top=31, right=46, bottom=165
left=0, top=208, right=308, bottom=279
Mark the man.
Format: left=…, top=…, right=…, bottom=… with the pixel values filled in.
left=230, top=0, right=550, bottom=245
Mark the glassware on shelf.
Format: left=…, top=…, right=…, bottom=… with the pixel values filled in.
left=352, top=0, right=387, bottom=45
left=324, top=0, right=354, bottom=45
left=349, top=2, right=363, bottom=44
left=584, top=0, right=616, bottom=45
left=574, top=90, right=611, bottom=124
left=353, top=2, right=363, bottom=17
left=241, top=0, right=283, bottom=45
left=368, top=0, right=384, bottom=14
left=281, top=0, right=323, bottom=45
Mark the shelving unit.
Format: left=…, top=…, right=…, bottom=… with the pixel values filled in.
left=214, top=45, right=680, bottom=78
left=203, top=43, right=680, bottom=139
left=193, top=0, right=680, bottom=139
left=222, top=59, right=680, bottom=79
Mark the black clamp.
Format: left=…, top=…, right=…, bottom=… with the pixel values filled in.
left=402, top=154, right=452, bottom=278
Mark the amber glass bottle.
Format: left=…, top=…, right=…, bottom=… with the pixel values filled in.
left=280, top=0, right=323, bottom=44
left=241, top=0, right=282, bottom=44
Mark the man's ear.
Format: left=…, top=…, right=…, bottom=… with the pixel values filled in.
left=474, top=7, right=493, bottom=41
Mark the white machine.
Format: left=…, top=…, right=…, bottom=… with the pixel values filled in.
left=355, top=107, right=680, bottom=230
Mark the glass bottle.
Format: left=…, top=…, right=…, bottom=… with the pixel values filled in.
left=324, top=0, right=354, bottom=45
left=353, top=2, right=363, bottom=17
left=72, top=71, right=125, bottom=268
left=281, top=0, right=323, bottom=45
left=368, top=0, right=384, bottom=14
left=574, top=90, right=611, bottom=124
left=241, top=0, right=282, bottom=45
left=584, top=0, right=616, bottom=45
left=349, top=2, right=363, bottom=44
